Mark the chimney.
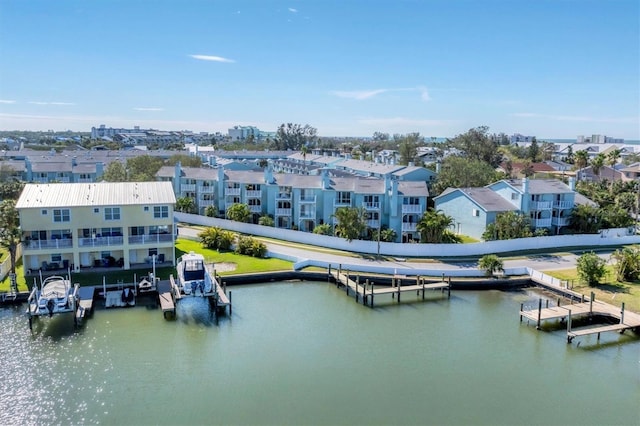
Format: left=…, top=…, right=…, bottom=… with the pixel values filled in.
left=264, top=163, right=274, bottom=184
left=568, top=176, right=575, bottom=191
left=435, top=161, right=441, bottom=174
left=321, top=168, right=330, bottom=190
left=521, top=177, right=529, bottom=194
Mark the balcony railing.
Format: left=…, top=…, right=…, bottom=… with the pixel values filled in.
left=299, top=211, right=315, bottom=219
left=276, top=192, right=292, bottom=200
left=199, top=198, right=215, bottom=206
left=248, top=205, right=262, bottom=213
left=402, top=223, right=417, bottom=232
left=24, top=238, right=73, bottom=250
left=276, top=208, right=292, bottom=216
left=245, top=190, right=262, bottom=198
left=554, top=201, right=573, bottom=209
left=334, top=201, right=351, bottom=208
left=181, top=184, right=196, bottom=192
left=364, top=202, right=380, bottom=210
left=79, top=236, right=124, bottom=247
left=533, top=218, right=552, bottom=228
left=366, top=219, right=380, bottom=229
left=198, top=185, right=215, bottom=193
left=552, top=217, right=570, bottom=227
left=225, top=188, right=241, bottom=196
left=128, top=234, right=174, bottom=245
left=530, top=201, right=552, bottom=210
left=299, top=195, right=316, bottom=203
left=402, top=204, right=422, bottom=214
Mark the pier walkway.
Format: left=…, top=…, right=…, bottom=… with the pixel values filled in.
left=75, top=286, right=95, bottom=326
left=330, top=268, right=450, bottom=307
left=158, top=279, right=176, bottom=319
left=520, top=295, right=640, bottom=343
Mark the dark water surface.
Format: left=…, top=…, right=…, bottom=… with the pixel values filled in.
left=0, top=282, right=638, bottom=425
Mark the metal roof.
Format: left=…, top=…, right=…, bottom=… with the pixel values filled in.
left=16, top=182, right=176, bottom=209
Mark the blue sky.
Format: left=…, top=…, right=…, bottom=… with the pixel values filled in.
left=0, top=0, right=638, bottom=139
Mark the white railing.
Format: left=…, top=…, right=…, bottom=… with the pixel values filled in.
left=402, top=204, right=422, bottom=214
left=299, top=211, right=315, bottom=219
left=181, top=184, right=196, bottom=192
left=533, top=218, right=552, bottom=228
left=276, top=193, right=292, bottom=200
left=299, top=195, right=316, bottom=203
left=402, top=223, right=417, bottom=232
left=552, top=217, right=570, bottom=226
left=334, top=201, right=352, bottom=208
left=364, top=202, right=380, bottom=210
left=246, top=190, right=262, bottom=198
left=366, top=219, right=380, bottom=228
left=79, top=236, right=124, bottom=247
left=198, top=186, right=215, bottom=193
left=531, top=201, right=552, bottom=210
left=225, top=188, right=241, bottom=196
left=248, top=205, right=262, bottom=213
left=276, top=208, right=292, bottom=216
left=128, top=234, right=174, bottom=245
left=24, top=239, right=73, bottom=250
left=199, top=198, right=215, bottom=206
left=554, top=201, right=573, bottom=209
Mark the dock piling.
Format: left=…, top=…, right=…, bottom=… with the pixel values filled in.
left=229, top=291, right=232, bottom=316
left=536, top=298, right=542, bottom=329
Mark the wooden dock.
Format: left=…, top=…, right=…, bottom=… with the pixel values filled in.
left=105, top=288, right=135, bottom=308
left=75, top=286, right=95, bottom=326
left=520, top=294, right=640, bottom=343
left=158, top=279, right=176, bottom=319
left=330, top=269, right=450, bottom=307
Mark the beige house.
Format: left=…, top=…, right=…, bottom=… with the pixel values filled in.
left=16, top=182, right=176, bottom=274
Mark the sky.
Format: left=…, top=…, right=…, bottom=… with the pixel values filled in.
left=0, top=0, right=638, bottom=139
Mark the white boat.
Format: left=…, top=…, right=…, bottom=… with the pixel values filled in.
left=34, top=276, right=76, bottom=317
left=176, top=252, right=213, bottom=296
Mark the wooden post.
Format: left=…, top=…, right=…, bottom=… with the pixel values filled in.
left=328, top=264, right=331, bottom=283
left=567, top=309, right=573, bottom=343
left=364, top=279, right=369, bottom=305
left=397, top=278, right=401, bottom=303
left=545, top=299, right=549, bottom=308
left=620, top=302, right=625, bottom=324
left=581, top=294, right=584, bottom=303
left=447, top=276, right=451, bottom=299
left=229, top=291, right=232, bottom=316
left=536, top=298, right=542, bottom=329
left=558, top=297, right=561, bottom=307
left=520, top=303, right=523, bottom=322
left=422, top=277, right=425, bottom=300
left=416, top=276, right=420, bottom=296
left=391, top=276, right=395, bottom=300
left=371, top=282, right=375, bottom=308
left=589, top=291, right=594, bottom=314
left=345, top=270, right=349, bottom=294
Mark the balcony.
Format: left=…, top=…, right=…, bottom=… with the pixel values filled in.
left=128, top=234, right=174, bottom=245
left=299, top=210, right=315, bottom=219
left=225, top=188, right=241, bottom=196
left=299, top=195, right=316, bottom=203
left=246, top=190, right=262, bottom=198
left=276, top=192, right=292, bottom=200
left=533, top=218, right=552, bottom=228
left=248, top=204, right=262, bottom=213
left=364, top=202, right=380, bottom=210
left=366, top=219, right=380, bottom=229
left=198, top=185, right=215, bottom=193
left=276, top=208, right=292, bottom=216
left=24, top=238, right=73, bottom=251
left=530, top=201, right=552, bottom=210
left=334, top=200, right=351, bottom=208
left=552, top=217, right=570, bottom=227
left=402, top=204, right=422, bottom=214
left=402, top=223, right=417, bottom=232
left=199, top=198, right=215, bottom=207
left=181, top=184, right=196, bottom=192
left=79, top=236, right=124, bottom=247
left=554, top=200, right=573, bottom=209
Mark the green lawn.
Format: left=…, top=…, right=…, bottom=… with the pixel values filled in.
left=546, top=267, right=640, bottom=313
left=176, top=239, right=293, bottom=275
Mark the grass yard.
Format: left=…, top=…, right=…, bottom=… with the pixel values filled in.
left=176, top=238, right=293, bottom=275
left=546, top=267, right=640, bottom=313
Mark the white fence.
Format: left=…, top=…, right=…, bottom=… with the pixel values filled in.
left=176, top=213, right=640, bottom=258
left=0, top=243, right=22, bottom=283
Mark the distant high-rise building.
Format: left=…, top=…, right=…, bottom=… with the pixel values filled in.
left=509, top=133, right=536, bottom=144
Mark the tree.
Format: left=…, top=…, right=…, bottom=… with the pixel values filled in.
left=175, top=196, right=196, bottom=214
left=611, top=247, right=640, bottom=282
left=333, top=206, right=367, bottom=242
left=448, top=126, right=503, bottom=167
left=0, top=200, right=21, bottom=278
left=565, top=145, right=574, bottom=164
left=198, top=227, right=234, bottom=251
left=607, top=149, right=621, bottom=168
left=379, top=227, right=397, bottom=243
left=125, top=155, right=164, bottom=181
left=416, top=208, right=458, bottom=243
left=433, top=156, right=498, bottom=195
left=166, top=154, right=202, bottom=168
left=568, top=204, right=602, bottom=234
left=0, top=180, right=24, bottom=201
left=397, top=133, right=420, bottom=165
left=102, top=161, right=128, bottom=182
left=274, top=123, right=317, bottom=150
left=301, top=145, right=308, bottom=164
left=226, top=203, right=251, bottom=223
left=204, top=205, right=218, bottom=218
left=478, top=254, right=504, bottom=277
left=600, top=205, right=635, bottom=228
left=574, top=150, right=589, bottom=175
left=527, top=139, right=540, bottom=161
left=483, top=211, right=533, bottom=240
left=590, top=154, right=605, bottom=180
left=258, top=215, right=274, bottom=227
left=576, top=251, right=606, bottom=286
left=540, top=141, right=555, bottom=162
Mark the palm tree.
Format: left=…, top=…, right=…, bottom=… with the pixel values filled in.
left=416, top=208, right=454, bottom=243
left=0, top=200, right=21, bottom=288
left=333, top=206, right=366, bottom=242
left=607, top=148, right=621, bottom=168
left=478, top=254, right=504, bottom=277
left=226, top=203, right=251, bottom=223
left=591, top=154, right=605, bottom=181
left=574, top=150, right=589, bottom=179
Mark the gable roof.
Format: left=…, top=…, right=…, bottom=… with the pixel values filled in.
left=436, top=187, right=517, bottom=213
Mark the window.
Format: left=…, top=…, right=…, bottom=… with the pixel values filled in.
left=51, top=254, right=62, bottom=263
left=337, top=192, right=351, bottom=204
left=51, top=229, right=71, bottom=239
left=41, top=209, right=47, bottom=215
left=94, top=208, right=100, bottom=213
left=104, top=207, right=120, bottom=221
left=153, top=206, right=168, bottom=218
left=148, top=248, right=158, bottom=256
left=53, top=209, right=70, bottom=222
left=144, top=206, right=149, bottom=212
left=472, top=209, right=479, bottom=217
left=511, top=193, right=519, bottom=200
left=100, top=227, right=122, bottom=237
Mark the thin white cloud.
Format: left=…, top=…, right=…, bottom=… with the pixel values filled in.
left=358, top=117, right=454, bottom=127
left=330, top=86, right=431, bottom=101
left=134, top=107, right=164, bottom=111
left=0, top=99, right=16, bottom=104
left=28, top=101, right=75, bottom=106
left=189, top=54, right=235, bottom=63
left=511, top=112, right=637, bottom=124
left=288, top=7, right=298, bottom=13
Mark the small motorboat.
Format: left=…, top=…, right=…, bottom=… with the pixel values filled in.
left=176, top=252, right=213, bottom=296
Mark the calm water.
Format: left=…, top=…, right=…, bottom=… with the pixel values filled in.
left=0, top=282, right=638, bottom=426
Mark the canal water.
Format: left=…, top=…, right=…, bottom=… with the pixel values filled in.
left=0, top=281, right=638, bottom=425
